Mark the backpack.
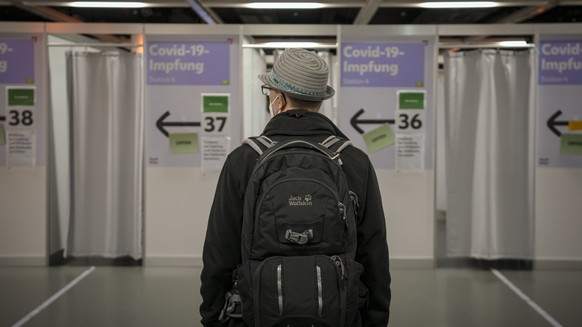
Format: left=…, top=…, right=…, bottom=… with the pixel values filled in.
left=220, top=135, right=367, bottom=327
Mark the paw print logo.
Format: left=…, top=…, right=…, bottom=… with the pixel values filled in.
left=304, top=194, right=312, bottom=202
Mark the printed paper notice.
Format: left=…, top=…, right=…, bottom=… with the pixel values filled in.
left=202, top=136, right=230, bottom=172
left=396, top=134, right=424, bottom=171
left=169, top=133, right=199, bottom=154
left=363, top=123, right=395, bottom=152
left=561, top=133, right=582, bottom=155
left=6, top=130, right=35, bottom=166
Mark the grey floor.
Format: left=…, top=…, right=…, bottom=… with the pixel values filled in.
left=1, top=265, right=582, bottom=327
left=3, top=216, right=580, bottom=327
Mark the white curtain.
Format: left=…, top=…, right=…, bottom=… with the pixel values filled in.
left=67, top=51, right=143, bottom=259
left=444, top=49, right=535, bottom=259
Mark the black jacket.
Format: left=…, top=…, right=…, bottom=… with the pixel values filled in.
left=200, top=109, right=391, bottom=326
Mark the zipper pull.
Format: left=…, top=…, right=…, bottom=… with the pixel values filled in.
left=338, top=202, right=347, bottom=227
left=331, top=255, right=346, bottom=280
left=349, top=191, right=360, bottom=217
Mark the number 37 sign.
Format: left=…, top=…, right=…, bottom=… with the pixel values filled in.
left=201, top=94, right=230, bottom=136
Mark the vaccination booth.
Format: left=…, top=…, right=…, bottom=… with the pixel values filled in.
left=0, top=22, right=581, bottom=269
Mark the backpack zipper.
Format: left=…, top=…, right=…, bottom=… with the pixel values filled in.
left=316, top=265, right=323, bottom=317
left=258, top=140, right=338, bottom=166
left=250, top=149, right=342, bottom=180
left=277, top=264, right=283, bottom=315
left=349, top=190, right=360, bottom=217
left=330, top=255, right=346, bottom=282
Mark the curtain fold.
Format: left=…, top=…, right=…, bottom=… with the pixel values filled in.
left=445, top=49, right=535, bottom=259
left=67, top=51, right=143, bottom=259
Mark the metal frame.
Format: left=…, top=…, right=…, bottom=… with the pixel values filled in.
left=0, top=22, right=570, bottom=45
left=1, top=22, right=579, bottom=266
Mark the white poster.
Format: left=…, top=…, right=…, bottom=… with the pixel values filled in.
left=201, top=136, right=230, bottom=173
left=6, top=129, right=35, bottom=166
left=396, top=134, right=424, bottom=171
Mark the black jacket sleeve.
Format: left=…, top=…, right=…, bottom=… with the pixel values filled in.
left=356, top=160, right=391, bottom=326
left=200, top=149, right=252, bottom=326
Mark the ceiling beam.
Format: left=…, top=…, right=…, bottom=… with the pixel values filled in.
left=462, top=0, right=559, bottom=44
left=186, top=0, right=223, bottom=24
left=353, top=0, right=382, bottom=24
left=10, top=2, right=131, bottom=44
left=203, top=0, right=554, bottom=8
left=11, top=2, right=82, bottom=22
left=490, top=0, right=559, bottom=23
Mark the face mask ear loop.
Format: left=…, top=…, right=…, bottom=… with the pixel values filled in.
left=269, top=94, right=281, bottom=117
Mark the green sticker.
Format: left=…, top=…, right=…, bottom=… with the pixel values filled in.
left=0, top=124, right=5, bottom=145
left=399, top=92, right=424, bottom=110
left=8, top=88, right=35, bottom=106
left=560, top=133, right=582, bottom=155
left=203, top=95, right=229, bottom=113
left=170, top=133, right=199, bottom=154
left=363, top=123, right=395, bottom=153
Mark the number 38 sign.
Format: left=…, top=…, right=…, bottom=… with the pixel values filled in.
left=5, top=87, right=36, bottom=127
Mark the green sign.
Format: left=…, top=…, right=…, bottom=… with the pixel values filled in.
left=8, top=88, right=35, bottom=106
left=399, top=92, right=424, bottom=110
left=170, top=133, right=199, bottom=154
left=561, top=133, right=582, bottom=155
left=0, top=124, right=5, bottom=145
left=203, top=95, right=229, bottom=113
left=363, top=123, right=395, bottom=153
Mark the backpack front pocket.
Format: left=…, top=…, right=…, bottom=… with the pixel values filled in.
left=254, top=256, right=344, bottom=327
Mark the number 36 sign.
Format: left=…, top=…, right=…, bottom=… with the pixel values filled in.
left=396, top=91, right=425, bottom=132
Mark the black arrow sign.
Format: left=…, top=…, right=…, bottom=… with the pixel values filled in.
left=547, top=110, right=569, bottom=137
left=350, top=108, right=394, bottom=134
left=156, top=111, right=200, bottom=137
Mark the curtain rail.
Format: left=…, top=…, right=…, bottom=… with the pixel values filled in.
left=49, top=42, right=536, bottom=50
left=439, top=44, right=535, bottom=49
left=48, top=43, right=143, bottom=47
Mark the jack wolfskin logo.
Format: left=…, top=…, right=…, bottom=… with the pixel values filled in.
left=288, top=194, right=313, bottom=206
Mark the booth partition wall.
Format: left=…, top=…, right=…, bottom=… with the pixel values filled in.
left=0, top=23, right=580, bottom=269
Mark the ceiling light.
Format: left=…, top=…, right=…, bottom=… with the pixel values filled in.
left=68, top=2, right=149, bottom=8
left=497, top=41, right=529, bottom=47
left=243, top=42, right=336, bottom=49
left=418, top=2, right=499, bottom=9
left=245, top=2, right=326, bottom=9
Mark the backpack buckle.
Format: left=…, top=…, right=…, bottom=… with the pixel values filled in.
left=285, top=229, right=313, bottom=245
left=219, top=291, right=243, bottom=321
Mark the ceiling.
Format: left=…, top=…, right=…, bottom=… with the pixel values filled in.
left=0, top=1, right=581, bottom=52
left=1, top=0, right=581, bottom=25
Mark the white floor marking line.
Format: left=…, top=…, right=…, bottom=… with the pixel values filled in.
left=491, top=268, right=563, bottom=327
left=11, top=266, right=96, bottom=327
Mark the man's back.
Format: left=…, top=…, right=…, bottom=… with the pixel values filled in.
left=201, top=110, right=390, bottom=327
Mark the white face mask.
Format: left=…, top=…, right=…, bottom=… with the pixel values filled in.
left=268, top=94, right=281, bottom=118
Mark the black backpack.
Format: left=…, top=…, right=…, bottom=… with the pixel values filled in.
left=221, top=135, right=367, bottom=327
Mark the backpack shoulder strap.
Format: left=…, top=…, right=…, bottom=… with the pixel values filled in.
left=320, top=135, right=353, bottom=154
left=242, top=135, right=277, bottom=155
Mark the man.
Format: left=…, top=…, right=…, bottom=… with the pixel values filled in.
left=200, top=48, right=391, bottom=326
